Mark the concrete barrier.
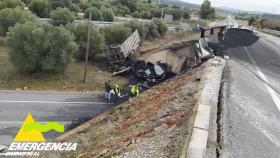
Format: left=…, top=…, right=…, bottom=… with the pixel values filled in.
left=187, top=57, right=225, bottom=158
left=256, top=28, right=280, bottom=37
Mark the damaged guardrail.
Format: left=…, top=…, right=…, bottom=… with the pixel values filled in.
left=196, top=38, right=214, bottom=59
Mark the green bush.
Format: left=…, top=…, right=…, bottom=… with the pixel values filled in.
left=84, top=7, right=103, bottom=21
left=69, top=3, right=81, bottom=15
left=102, top=24, right=131, bottom=45
left=50, top=7, right=76, bottom=25
left=49, top=0, right=72, bottom=9
left=6, top=21, right=78, bottom=73
left=101, top=8, right=114, bottom=22
left=125, top=20, right=147, bottom=39
left=29, top=0, right=51, bottom=18
left=152, top=18, right=167, bottom=36
left=150, top=9, right=161, bottom=18
left=91, top=0, right=102, bottom=9
left=131, top=11, right=140, bottom=18
left=144, top=22, right=159, bottom=39
left=113, top=5, right=130, bottom=16
left=66, top=23, right=105, bottom=60
left=0, top=0, right=24, bottom=9
left=22, top=0, right=32, bottom=5
left=0, top=8, right=37, bottom=36
left=78, top=0, right=91, bottom=11
left=140, top=11, right=151, bottom=19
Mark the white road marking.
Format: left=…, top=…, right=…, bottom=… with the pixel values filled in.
left=0, top=100, right=110, bottom=105
left=244, top=47, right=280, bottom=112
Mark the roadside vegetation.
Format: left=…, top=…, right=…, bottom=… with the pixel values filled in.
left=235, top=11, right=280, bottom=31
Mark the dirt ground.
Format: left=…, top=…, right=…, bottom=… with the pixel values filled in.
left=39, top=61, right=206, bottom=158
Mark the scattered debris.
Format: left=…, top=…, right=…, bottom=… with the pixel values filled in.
left=106, top=38, right=205, bottom=89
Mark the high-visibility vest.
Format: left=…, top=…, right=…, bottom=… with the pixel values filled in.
left=114, top=84, right=121, bottom=94
left=131, top=85, right=139, bottom=96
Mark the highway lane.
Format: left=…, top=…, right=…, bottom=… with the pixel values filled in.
left=220, top=29, right=280, bottom=157
left=0, top=91, right=113, bottom=146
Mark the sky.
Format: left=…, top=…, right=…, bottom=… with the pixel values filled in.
left=182, top=0, right=280, bottom=13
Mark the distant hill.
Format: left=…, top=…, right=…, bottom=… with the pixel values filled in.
left=216, top=6, right=270, bottom=15
left=152, top=0, right=200, bottom=10
left=153, top=0, right=271, bottom=15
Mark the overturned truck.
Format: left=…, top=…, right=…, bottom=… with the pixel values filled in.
left=105, top=30, right=213, bottom=87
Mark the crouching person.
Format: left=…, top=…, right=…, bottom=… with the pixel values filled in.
left=130, top=84, right=139, bottom=97
left=114, top=84, right=125, bottom=98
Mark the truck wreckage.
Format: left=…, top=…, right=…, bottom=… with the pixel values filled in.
left=105, top=30, right=214, bottom=88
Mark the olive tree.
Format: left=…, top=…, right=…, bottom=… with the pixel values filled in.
left=6, top=22, right=78, bottom=73
left=29, top=0, right=51, bottom=18
left=0, top=8, right=37, bottom=36
left=84, top=7, right=103, bottom=21
left=50, top=7, right=76, bottom=25
left=152, top=18, right=167, bottom=36
left=66, top=23, right=105, bottom=60
left=0, top=0, right=24, bottom=9
left=102, top=24, right=131, bottom=45
left=101, top=8, right=114, bottom=22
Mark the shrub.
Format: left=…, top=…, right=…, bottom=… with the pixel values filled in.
left=140, top=11, right=151, bottom=19
left=101, top=8, right=114, bottom=22
left=50, top=7, right=76, bottom=25
left=0, top=8, right=37, bottom=36
left=69, top=3, right=81, bottom=15
left=125, top=20, right=147, bottom=39
left=22, top=0, right=32, bottom=5
left=113, top=5, right=130, bottom=16
left=0, top=0, right=24, bottom=9
left=131, top=11, right=140, bottom=18
left=29, top=0, right=51, bottom=18
left=102, top=25, right=131, bottom=45
left=150, top=9, right=161, bottom=18
left=84, top=7, right=103, bottom=21
left=66, top=23, right=105, bottom=60
left=152, top=18, right=167, bottom=36
left=6, top=21, right=78, bottom=73
left=78, top=0, right=91, bottom=11
left=144, top=22, right=159, bottom=39
left=49, top=0, right=72, bottom=9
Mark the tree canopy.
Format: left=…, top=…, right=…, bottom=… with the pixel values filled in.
left=6, top=21, right=78, bottom=73
left=50, top=7, right=76, bottom=24
left=200, top=0, right=215, bottom=19
left=0, top=8, right=37, bottom=36
left=29, top=0, right=51, bottom=18
left=0, top=0, right=24, bottom=9
left=66, top=23, right=105, bottom=60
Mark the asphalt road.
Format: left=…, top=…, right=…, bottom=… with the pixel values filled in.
left=220, top=29, right=280, bottom=157
left=0, top=91, right=113, bottom=146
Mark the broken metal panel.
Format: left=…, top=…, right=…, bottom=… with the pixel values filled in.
left=121, top=30, right=141, bottom=58
left=198, top=38, right=213, bottom=59
left=154, top=64, right=165, bottom=76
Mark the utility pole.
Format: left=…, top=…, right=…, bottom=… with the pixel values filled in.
left=83, top=12, right=91, bottom=83
left=161, top=8, right=164, bottom=19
